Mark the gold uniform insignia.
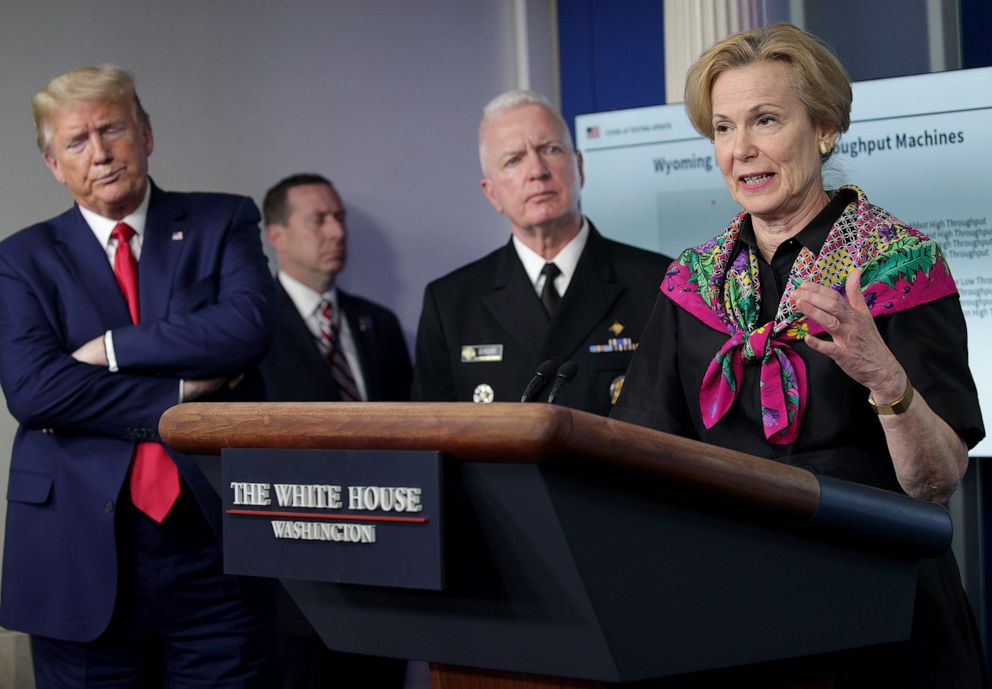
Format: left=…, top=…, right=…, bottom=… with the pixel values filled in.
left=610, top=375, right=625, bottom=405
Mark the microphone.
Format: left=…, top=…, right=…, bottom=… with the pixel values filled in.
left=520, top=359, right=558, bottom=402
left=546, top=361, right=578, bottom=404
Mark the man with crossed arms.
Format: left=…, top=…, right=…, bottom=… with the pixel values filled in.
left=0, top=65, right=275, bottom=687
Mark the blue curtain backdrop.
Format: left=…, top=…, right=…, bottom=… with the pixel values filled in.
left=557, top=0, right=665, bottom=141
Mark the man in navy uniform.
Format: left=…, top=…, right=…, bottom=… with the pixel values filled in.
left=412, top=90, right=670, bottom=414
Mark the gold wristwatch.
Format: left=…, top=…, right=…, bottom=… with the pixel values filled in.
left=868, top=379, right=914, bottom=415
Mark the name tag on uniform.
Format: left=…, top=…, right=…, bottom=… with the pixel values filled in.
left=461, top=344, right=503, bottom=362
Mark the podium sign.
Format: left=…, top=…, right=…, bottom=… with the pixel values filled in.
left=221, top=448, right=443, bottom=590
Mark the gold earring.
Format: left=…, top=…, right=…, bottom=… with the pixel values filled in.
left=818, top=140, right=832, bottom=156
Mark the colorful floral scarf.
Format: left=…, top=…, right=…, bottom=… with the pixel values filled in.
left=662, top=185, right=958, bottom=444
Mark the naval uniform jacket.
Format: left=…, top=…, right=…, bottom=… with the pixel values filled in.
left=412, top=224, right=670, bottom=415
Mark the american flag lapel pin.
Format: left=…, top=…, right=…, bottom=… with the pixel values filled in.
left=171, top=229, right=184, bottom=241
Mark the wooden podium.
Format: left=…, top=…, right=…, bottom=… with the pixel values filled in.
left=160, top=402, right=951, bottom=688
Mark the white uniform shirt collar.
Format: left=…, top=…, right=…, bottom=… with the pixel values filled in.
left=79, top=184, right=152, bottom=261
left=512, top=216, right=590, bottom=297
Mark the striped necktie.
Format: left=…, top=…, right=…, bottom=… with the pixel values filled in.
left=317, top=298, right=361, bottom=401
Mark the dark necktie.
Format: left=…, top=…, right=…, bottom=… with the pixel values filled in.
left=539, top=262, right=562, bottom=318
left=317, top=298, right=361, bottom=401
left=112, top=222, right=181, bottom=523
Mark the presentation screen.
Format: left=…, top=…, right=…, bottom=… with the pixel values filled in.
left=576, top=66, right=992, bottom=456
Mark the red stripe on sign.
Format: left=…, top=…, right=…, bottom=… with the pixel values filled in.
left=226, top=509, right=428, bottom=523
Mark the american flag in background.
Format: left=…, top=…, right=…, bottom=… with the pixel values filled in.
left=586, top=125, right=600, bottom=139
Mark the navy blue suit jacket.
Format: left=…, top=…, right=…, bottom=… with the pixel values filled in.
left=0, top=184, right=274, bottom=642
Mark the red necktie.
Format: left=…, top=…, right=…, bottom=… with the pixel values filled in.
left=112, top=222, right=181, bottom=523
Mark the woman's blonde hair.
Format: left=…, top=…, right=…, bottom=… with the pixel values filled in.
left=684, top=23, right=851, bottom=141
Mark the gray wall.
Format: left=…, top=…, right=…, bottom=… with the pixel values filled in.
left=802, top=0, right=960, bottom=80
left=0, top=0, right=557, bottom=601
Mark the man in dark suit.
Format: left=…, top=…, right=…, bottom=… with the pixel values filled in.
left=261, top=173, right=412, bottom=403
left=260, top=173, right=410, bottom=687
left=0, top=65, right=275, bottom=687
left=412, top=90, right=671, bottom=415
